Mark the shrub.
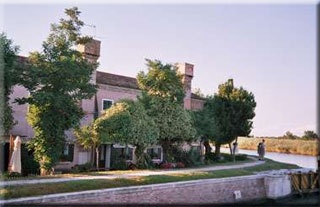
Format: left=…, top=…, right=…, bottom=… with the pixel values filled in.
left=136, top=153, right=154, bottom=169
left=71, top=162, right=93, bottom=173
left=21, top=144, right=40, bottom=176
left=172, top=147, right=203, bottom=167
left=160, top=162, right=173, bottom=169
left=110, top=159, right=127, bottom=170
left=176, top=162, right=185, bottom=168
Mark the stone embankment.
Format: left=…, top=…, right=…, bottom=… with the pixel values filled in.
left=1, top=159, right=309, bottom=205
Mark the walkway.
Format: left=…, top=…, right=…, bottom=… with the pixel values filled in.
left=1, top=157, right=264, bottom=187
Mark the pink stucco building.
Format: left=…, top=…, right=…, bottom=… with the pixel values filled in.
left=8, top=40, right=205, bottom=170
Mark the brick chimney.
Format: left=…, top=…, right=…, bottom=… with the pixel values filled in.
left=176, top=62, right=194, bottom=110
left=77, top=39, right=101, bottom=126
left=77, top=39, right=101, bottom=84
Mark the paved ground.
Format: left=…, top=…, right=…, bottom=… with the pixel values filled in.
left=1, top=157, right=265, bottom=187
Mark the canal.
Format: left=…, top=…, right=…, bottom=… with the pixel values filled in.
left=220, top=147, right=317, bottom=170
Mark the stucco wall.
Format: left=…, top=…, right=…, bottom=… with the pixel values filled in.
left=9, top=85, right=34, bottom=139
left=96, top=84, right=141, bottom=115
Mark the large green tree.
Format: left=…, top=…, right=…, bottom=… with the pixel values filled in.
left=16, top=7, right=97, bottom=175
left=0, top=33, right=20, bottom=136
left=77, top=100, right=159, bottom=169
left=0, top=33, right=20, bottom=173
left=191, top=102, right=217, bottom=156
left=210, top=79, right=256, bottom=156
left=137, top=59, right=196, bottom=162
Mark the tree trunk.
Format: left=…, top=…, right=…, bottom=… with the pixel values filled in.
left=135, top=145, right=147, bottom=168
left=40, top=157, right=53, bottom=176
left=91, top=147, right=95, bottom=166
left=161, top=140, right=170, bottom=162
left=95, top=147, right=99, bottom=171
left=0, top=143, right=4, bottom=173
left=203, top=140, right=212, bottom=155
left=215, top=143, right=221, bottom=156
left=228, top=143, right=233, bottom=155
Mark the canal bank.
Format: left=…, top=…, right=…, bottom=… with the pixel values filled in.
left=2, top=169, right=315, bottom=205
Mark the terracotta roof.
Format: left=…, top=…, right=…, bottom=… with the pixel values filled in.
left=96, top=71, right=139, bottom=89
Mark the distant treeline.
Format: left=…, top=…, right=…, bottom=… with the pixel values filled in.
left=259, top=130, right=319, bottom=141
left=237, top=136, right=317, bottom=156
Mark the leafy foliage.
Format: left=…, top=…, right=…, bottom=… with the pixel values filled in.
left=137, top=59, right=196, bottom=161
left=137, top=59, right=185, bottom=104
left=302, top=130, right=318, bottom=140
left=76, top=99, right=159, bottom=169
left=16, top=7, right=97, bottom=175
left=0, top=33, right=20, bottom=135
left=197, top=79, right=256, bottom=156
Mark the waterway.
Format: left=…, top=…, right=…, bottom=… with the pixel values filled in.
left=220, top=147, right=317, bottom=170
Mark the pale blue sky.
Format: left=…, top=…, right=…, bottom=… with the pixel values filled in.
left=2, top=2, right=317, bottom=137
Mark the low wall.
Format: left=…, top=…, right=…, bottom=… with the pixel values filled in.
left=3, top=174, right=292, bottom=205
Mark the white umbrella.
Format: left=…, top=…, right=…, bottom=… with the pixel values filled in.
left=9, top=136, right=21, bottom=174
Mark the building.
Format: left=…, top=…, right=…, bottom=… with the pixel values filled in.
left=8, top=40, right=205, bottom=171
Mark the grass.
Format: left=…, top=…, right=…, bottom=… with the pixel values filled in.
left=0, top=154, right=253, bottom=181
left=1, top=158, right=301, bottom=200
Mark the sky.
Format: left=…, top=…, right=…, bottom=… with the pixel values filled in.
left=1, top=1, right=318, bottom=137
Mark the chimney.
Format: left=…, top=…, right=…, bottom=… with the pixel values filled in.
left=77, top=39, right=101, bottom=125
left=176, top=62, right=194, bottom=110
left=77, top=39, right=101, bottom=63
left=77, top=39, right=101, bottom=84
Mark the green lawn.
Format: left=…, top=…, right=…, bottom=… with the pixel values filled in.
left=1, top=158, right=301, bottom=200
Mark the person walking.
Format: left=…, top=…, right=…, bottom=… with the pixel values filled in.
left=232, top=142, right=238, bottom=155
left=257, top=139, right=266, bottom=160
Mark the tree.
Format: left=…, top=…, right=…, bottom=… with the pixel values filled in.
left=137, top=59, right=196, bottom=162
left=0, top=33, right=20, bottom=173
left=79, top=100, right=158, bottom=169
left=302, top=130, right=318, bottom=140
left=284, top=131, right=297, bottom=139
left=74, top=125, right=97, bottom=168
left=137, top=59, right=185, bottom=104
left=210, top=79, right=256, bottom=156
left=119, top=100, right=158, bottom=168
left=16, top=7, right=97, bottom=175
left=190, top=98, right=218, bottom=156
left=0, top=33, right=20, bottom=136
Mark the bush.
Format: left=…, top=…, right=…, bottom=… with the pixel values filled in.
left=172, top=147, right=203, bottom=167
left=136, top=153, right=154, bottom=169
left=21, top=144, right=40, bottom=176
left=160, top=162, right=173, bottom=169
left=110, top=159, right=127, bottom=170
left=176, top=162, right=185, bottom=168
left=1, top=171, right=23, bottom=179
left=71, top=162, right=93, bottom=173
left=159, top=162, right=186, bottom=169
left=205, top=152, right=247, bottom=163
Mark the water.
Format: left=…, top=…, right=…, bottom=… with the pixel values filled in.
left=220, top=148, right=317, bottom=170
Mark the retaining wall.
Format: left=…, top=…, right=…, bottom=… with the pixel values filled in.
left=2, top=174, right=292, bottom=205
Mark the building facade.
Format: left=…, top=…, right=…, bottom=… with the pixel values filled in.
left=8, top=40, right=205, bottom=170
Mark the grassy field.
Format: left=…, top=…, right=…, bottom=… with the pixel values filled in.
left=237, top=137, right=317, bottom=156
left=1, top=159, right=301, bottom=199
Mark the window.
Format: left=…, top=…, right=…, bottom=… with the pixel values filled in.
left=111, top=144, right=134, bottom=161
left=102, top=99, right=113, bottom=110
left=60, top=144, right=74, bottom=162
left=147, top=147, right=163, bottom=163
